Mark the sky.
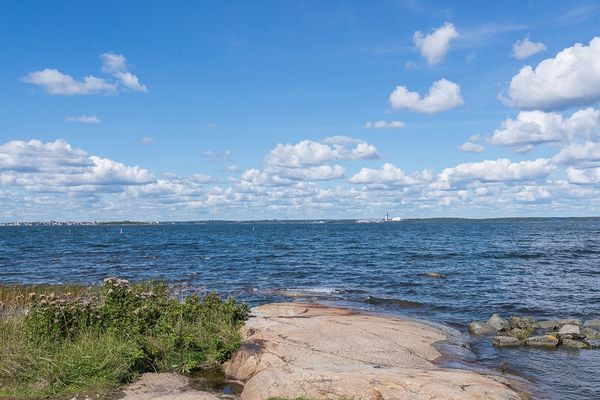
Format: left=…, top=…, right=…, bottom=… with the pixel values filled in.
left=1, top=0, right=600, bottom=221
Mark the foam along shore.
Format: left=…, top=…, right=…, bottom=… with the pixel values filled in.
left=225, top=303, right=528, bottom=400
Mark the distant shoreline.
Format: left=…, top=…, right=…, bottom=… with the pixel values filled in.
left=2, top=216, right=600, bottom=226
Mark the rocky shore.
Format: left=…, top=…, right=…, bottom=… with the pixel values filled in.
left=469, top=315, right=600, bottom=350
left=116, top=303, right=528, bottom=400
left=225, top=303, right=526, bottom=399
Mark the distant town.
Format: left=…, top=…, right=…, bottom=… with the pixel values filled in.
left=0, top=220, right=161, bottom=226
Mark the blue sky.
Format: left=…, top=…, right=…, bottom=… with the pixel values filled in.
left=1, top=0, right=600, bottom=221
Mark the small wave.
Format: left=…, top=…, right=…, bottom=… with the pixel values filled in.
left=363, top=295, right=423, bottom=308
left=284, top=287, right=342, bottom=295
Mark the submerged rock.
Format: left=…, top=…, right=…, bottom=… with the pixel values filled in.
left=583, top=319, right=600, bottom=330
left=582, top=327, right=600, bottom=340
left=562, top=339, right=591, bottom=350
left=425, top=272, right=446, bottom=278
left=558, top=324, right=581, bottom=339
left=526, top=335, right=559, bottom=348
left=509, top=316, right=535, bottom=330
left=488, top=314, right=509, bottom=331
left=468, top=321, right=496, bottom=335
left=492, top=336, right=523, bottom=347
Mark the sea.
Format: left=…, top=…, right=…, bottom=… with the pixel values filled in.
left=1, top=218, right=599, bottom=399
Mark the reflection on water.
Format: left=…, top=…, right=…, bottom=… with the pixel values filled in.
left=1, top=219, right=599, bottom=399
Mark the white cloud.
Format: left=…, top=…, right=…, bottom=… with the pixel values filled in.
left=459, top=141, right=485, bottom=153
left=100, top=52, right=148, bottom=93
left=272, top=164, right=345, bottom=181
left=141, top=137, right=154, bottom=145
left=413, top=22, right=459, bottom=65
left=389, top=79, right=463, bottom=113
left=515, top=186, right=551, bottom=202
left=553, top=142, right=600, bottom=167
left=365, top=120, right=405, bottom=129
left=65, top=115, right=101, bottom=124
left=240, top=169, right=294, bottom=187
left=566, top=167, right=600, bottom=184
left=23, top=53, right=147, bottom=95
left=436, top=158, right=553, bottom=188
left=0, top=139, right=153, bottom=192
left=3, top=136, right=600, bottom=220
left=506, top=36, right=600, bottom=110
left=203, top=150, right=233, bottom=162
left=22, top=69, right=117, bottom=96
left=349, top=163, right=426, bottom=185
left=490, top=108, right=600, bottom=149
left=512, top=36, right=546, bottom=60
left=265, top=137, right=378, bottom=168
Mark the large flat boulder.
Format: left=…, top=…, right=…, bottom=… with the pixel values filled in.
left=226, top=303, right=527, bottom=400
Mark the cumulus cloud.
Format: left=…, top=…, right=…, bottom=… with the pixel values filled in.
left=512, top=36, right=546, bottom=60
left=365, top=120, right=405, bottom=129
left=490, top=108, right=600, bottom=150
left=553, top=142, right=600, bottom=167
left=141, top=137, right=154, bottom=145
left=100, top=52, right=148, bottom=93
left=566, top=166, right=600, bottom=184
left=459, top=141, right=485, bottom=153
left=0, top=139, right=153, bottom=192
left=272, top=164, right=345, bottom=181
left=436, top=158, right=553, bottom=189
left=23, top=53, right=147, bottom=95
left=265, top=137, right=378, bottom=168
left=389, top=79, right=463, bottom=113
left=413, top=22, right=459, bottom=65
left=505, top=36, right=600, bottom=110
left=3, top=135, right=600, bottom=220
left=349, top=163, right=428, bottom=185
left=240, top=169, right=294, bottom=187
left=515, top=185, right=551, bottom=202
left=22, top=69, right=117, bottom=96
left=65, top=115, right=100, bottom=124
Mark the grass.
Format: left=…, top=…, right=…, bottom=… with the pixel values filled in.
left=0, top=278, right=249, bottom=399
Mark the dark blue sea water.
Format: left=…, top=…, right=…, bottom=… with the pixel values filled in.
left=1, top=219, right=599, bottom=399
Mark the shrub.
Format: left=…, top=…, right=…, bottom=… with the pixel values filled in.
left=0, top=278, right=249, bottom=399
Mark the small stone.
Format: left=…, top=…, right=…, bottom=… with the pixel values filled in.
left=469, top=321, right=495, bottom=335
left=557, top=319, right=580, bottom=327
left=562, top=339, right=591, bottom=349
left=558, top=324, right=581, bottom=338
left=582, top=327, right=600, bottom=340
left=534, top=320, right=560, bottom=330
left=509, top=316, right=535, bottom=330
left=526, top=335, right=559, bottom=348
left=586, top=339, right=600, bottom=348
left=487, top=314, right=509, bottom=331
left=507, top=327, right=534, bottom=340
left=583, top=320, right=600, bottom=330
left=492, top=336, right=523, bottom=347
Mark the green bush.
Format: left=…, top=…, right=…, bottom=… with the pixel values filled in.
left=0, top=278, right=249, bottom=399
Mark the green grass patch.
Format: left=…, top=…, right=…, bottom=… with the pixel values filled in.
left=0, top=278, right=249, bottom=399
